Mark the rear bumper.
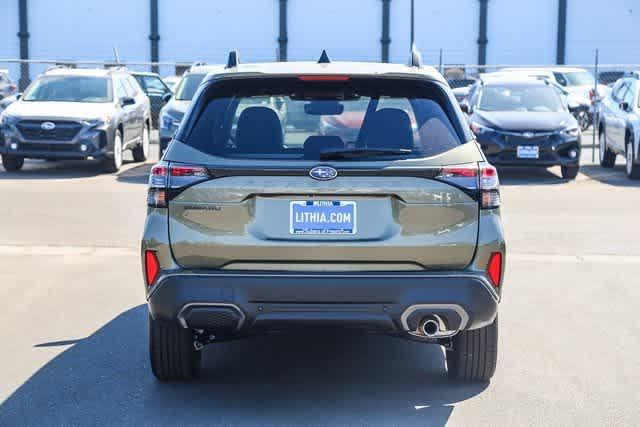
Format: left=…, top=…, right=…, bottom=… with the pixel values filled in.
left=147, top=271, right=499, bottom=336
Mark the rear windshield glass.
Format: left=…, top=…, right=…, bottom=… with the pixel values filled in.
left=182, top=78, right=467, bottom=160
left=174, top=73, right=206, bottom=101
left=478, top=84, right=564, bottom=112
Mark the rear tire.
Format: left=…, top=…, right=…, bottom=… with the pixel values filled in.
left=626, top=139, right=640, bottom=180
left=149, top=313, right=201, bottom=381
left=102, top=130, right=123, bottom=173
left=132, top=123, right=150, bottom=163
left=2, top=154, right=24, bottom=172
left=599, top=128, right=616, bottom=168
left=561, top=164, right=579, bottom=180
left=447, top=317, right=498, bottom=382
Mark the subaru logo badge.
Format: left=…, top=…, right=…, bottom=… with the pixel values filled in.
left=522, top=132, right=534, bottom=138
left=309, top=166, right=338, bottom=181
left=41, top=121, right=56, bottom=131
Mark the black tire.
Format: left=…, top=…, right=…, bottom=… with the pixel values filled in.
left=625, top=139, right=640, bottom=180
left=447, top=317, right=498, bottom=382
left=561, top=164, right=579, bottom=180
left=2, top=154, right=24, bottom=172
left=102, top=129, right=123, bottom=173
left=599, top=128, right=616, bottom=168
left=149, top=313, right=201, bottom=381
left=132, top=123, right=150, bottom=163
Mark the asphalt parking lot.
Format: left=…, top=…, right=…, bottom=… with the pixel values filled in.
left=0, top=134, right=639, bottom=426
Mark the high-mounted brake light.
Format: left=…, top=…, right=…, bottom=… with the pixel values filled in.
left=487, top=252, right=503, bottom=288
left=147, top=162, right=210, bottom=208
left=298, top=75, right=351, bottom=82
left=144, top=250, right=160, bottom=287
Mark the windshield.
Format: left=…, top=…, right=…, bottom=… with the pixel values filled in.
left=174, top=73, right=206, bottom=101
left=183, top=78, right=466, bottom=161
left=478, top=84, right=564, bottom=112
left=564, top=71, right=595, bottom=86
left=23, top=76, right=112, bottom=103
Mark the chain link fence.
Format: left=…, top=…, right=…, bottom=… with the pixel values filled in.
left=2, top=58, right=639, bottom=139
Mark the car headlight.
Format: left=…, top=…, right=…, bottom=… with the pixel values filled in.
left=82, top=116, right=111, bottom=128
left=0, top=113, right=18, bottom=127
left=161, top=111, right=180, bottom=131
left=562, top=127, right=580, bottom=137
left=470, top=121, right=493, bottom=135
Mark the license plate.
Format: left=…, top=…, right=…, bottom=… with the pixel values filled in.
left=517, top=145, right=539, bottom=159
left=290, top=201, right=356, bottom=235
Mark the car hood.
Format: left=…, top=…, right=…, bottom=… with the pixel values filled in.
left=473, top=110, right=575, bottom=131
left=5, top=101, right=114, bottom=121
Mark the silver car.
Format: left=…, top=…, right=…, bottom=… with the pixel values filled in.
left=0, top=67, right=151, bottom=172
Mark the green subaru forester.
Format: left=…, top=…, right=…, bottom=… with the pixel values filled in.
left=142, top=51, right=505, bottom=382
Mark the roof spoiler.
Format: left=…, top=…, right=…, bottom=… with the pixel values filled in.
left=226, top=50, right=239, bottom=69
left=409, top=44, right=422, bottom=68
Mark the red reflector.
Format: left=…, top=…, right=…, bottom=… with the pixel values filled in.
left=144, top=250, right=160, bottom=287
left=298, top=75, right=350, bottom=82
left=487, top=252, right=503, bottom=287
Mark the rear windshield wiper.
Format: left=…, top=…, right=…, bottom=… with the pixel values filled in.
left=319, top=148, right=412, bottom=161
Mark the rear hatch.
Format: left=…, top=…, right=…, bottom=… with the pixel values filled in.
left=160, top=75, right=486, bottom=271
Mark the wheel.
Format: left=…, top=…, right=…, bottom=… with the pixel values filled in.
left=102, top=130, right=123, bottom=173
left=625, top=138, right=640, bottom=180
left=599, top=128, right=616, bottom=168
left=149, top=313, right=201, bottom=381
left=576, top=110, right=590, bottom=131
left=447, top=317, right=498, bottom=382
left=132, top=123, right=150, bottom=162
left=2, top=154, right=24, bottom=172
left=561, top=164, right=579, bottom=180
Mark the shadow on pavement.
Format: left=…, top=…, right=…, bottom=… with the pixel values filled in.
left=0, top=305, right=488, bottom=426
left=0, top=159, right=110, bottom=180
left=579, top=164, right=640, bottom=187
left=497, top=166, right=567, bottom=186
left=116, top=163, right=153, bottom=184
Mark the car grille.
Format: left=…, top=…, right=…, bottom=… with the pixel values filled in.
left=18, top=142, right=78, bottom=152
left=16, top=120, right=82, bottom=142
left=499, top=130, right=560, bottom=145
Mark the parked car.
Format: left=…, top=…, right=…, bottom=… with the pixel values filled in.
left=452, top=85, right=471, bottom=104
left=462, top=75, right=581, bottom=179
left=130, top=71, right=172, bottom=129
left=0, top=67, right=150, bottom=172
left=0, top=70, right=18, bottom=100
left=143, top=51, right=505, bottom=382
left=162, top=76, right=181, bottom=91
left=598, top=71, right=640, bottom=179
left=158, top=63, right=224, bottom=155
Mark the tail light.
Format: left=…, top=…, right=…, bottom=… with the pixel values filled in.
left=144, top=250, right=160, bottom=287
left=147, top=161, right=210, bottom=208
left=487, top=252, right=503, bottom=287
left=435, top=162, right=500, bottom=209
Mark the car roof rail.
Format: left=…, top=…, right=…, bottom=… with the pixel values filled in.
left=317, top=50, right=330, bottom=64
left=189, top=61, right=207, bottom=70
left=225, top=50, right=239, bottom=69
left=409, top=44, right=422, bottom=68
left=44, top=64, right=71, bottom=73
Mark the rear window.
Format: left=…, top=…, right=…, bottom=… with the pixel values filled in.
left=181, top=78, right=468, bottom=161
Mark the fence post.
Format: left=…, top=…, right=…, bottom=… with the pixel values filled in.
left=438, top=49, right=443, bottom=74
left=592, top=49, right=598, bottom=163
left=18, top=0, right=30, bottom=90
left=278, top=0, right=288, bottom=61
left=149, top=0, right=160, bottom=73
left=381, top=0, right=391, bottom=63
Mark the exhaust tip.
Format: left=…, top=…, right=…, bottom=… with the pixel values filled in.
left=420, top=316, right=440, bottom=337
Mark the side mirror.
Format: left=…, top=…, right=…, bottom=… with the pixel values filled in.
left=459, top=101, right=471, bottom=114
left=620, top=102, right=630, bottom=112
left=120, top=96, right=136, bottom=107
left=16, top=93, right=22, bottom=100
left=162, top=92, right=172, bottom=103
